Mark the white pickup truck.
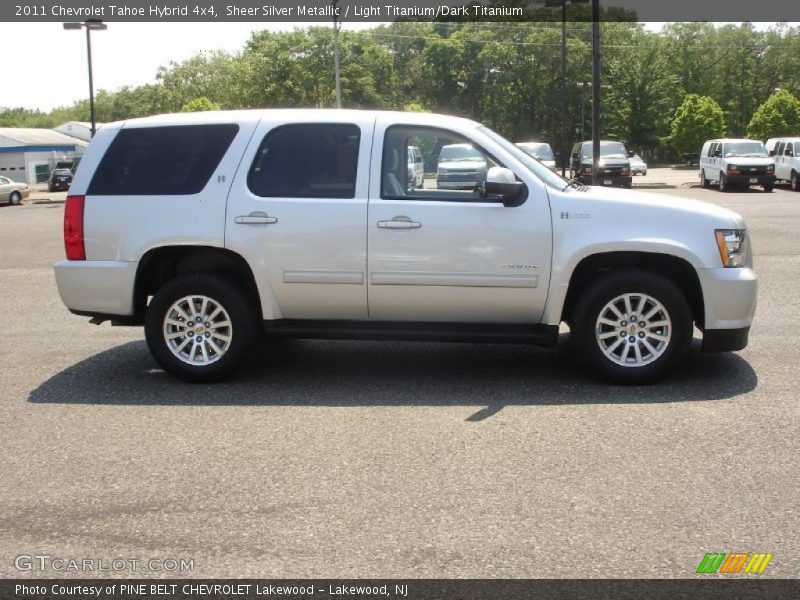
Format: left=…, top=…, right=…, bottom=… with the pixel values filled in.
left=54, top=110, right=757, bottom=384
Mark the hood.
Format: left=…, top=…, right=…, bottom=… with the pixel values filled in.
left=438, top=160, right=486, bottom=170
left=724, top=156, right=773, bottom=166
left=567, top=185, right=745, bottom=229
left=581, top=157, right=629, bottom=167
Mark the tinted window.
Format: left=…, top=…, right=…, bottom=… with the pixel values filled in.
left=88, top=124, right=239, bottom=196
left=248, top=124, right=360, bottom=199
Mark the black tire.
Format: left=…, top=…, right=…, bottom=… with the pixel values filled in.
left=763, top=183, right=774, bottom=193
left=700, top=170, right=709, bottom=189
left=571, top=269, right=693, bottom=384
left=791, top=171, right=799, bottom=192
left=9, top=191, right=22, bottom=205
left=145, top=274, right=257, bottom=382
left=719, top=172, right=729, bottom=192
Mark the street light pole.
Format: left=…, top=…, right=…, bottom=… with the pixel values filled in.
left=64, top=19, right=107, bottom=138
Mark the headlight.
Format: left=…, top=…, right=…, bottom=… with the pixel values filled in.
left=715, top=229, right=748, bottom=268
left=583, top=167, right=593, bottom=175
left=620, top=168, right=631, bottom=176
left=766, top=165, right=774, bottom=173
left=727, top=165, right=739, bottom=174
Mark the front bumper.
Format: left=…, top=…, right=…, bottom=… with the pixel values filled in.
left=54, top=260, right=137, bottom=317
left=726, top=174, right=775, bottom=186
left=578, top=175, right=632, bottom=188
left=437, top=179, right=478, bottom=190
left=698, top=267, right=757, bottom=351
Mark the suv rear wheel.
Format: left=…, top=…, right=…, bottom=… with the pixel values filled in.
left=791, top=170, right=799, bottom=192
left=571, top=269, right=692, bottom=384
left=145, top=274, right=256, bottom=382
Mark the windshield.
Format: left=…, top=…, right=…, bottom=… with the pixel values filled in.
left=479, top=126, right=568, bottom=190
left=518, top=143, right=555, bottom=161
left=795, top=142, right=800, bottom=156
left=723, top=142, right=768, bottom=158
left=581, top=141, right=628, bottom=158
left=439, top=145, right=484, bottom=162
left=53, top=169, right=72, bottom=176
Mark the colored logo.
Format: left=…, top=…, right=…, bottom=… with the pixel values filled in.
left=696, top=552, right=773, bottom=574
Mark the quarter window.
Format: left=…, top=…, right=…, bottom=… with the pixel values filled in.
left=248, top=124, right=360, bottom=199
left=88, top=124, right=239, bottom=196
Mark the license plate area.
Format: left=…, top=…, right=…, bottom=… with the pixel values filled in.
left=750, top=177, right=758, bottom=183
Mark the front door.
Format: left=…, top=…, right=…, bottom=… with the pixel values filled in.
left=366, top=120, right=552, bottom=323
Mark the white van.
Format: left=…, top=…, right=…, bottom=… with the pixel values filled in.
left=699, top=139, right=775, bottom=192
left=766, top=137, right=800, bottom=191
left=407, top=145, right=424, bottom=189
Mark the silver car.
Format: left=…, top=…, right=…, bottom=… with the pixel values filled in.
left=0, top=176, right=29, bottom=205
left=629, top=154, right=647, bottom=176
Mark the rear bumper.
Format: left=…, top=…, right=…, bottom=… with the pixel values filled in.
left=54, top=260, right=137, bottom=317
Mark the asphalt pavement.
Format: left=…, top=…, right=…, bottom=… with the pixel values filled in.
left=0, top=182, right=798, bottom=579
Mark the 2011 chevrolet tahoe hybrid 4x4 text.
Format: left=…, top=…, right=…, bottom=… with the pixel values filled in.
left=54, top=110, right=757, bottom=384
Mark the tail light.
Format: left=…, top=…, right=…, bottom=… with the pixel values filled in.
left=64, top=195, right=85, bottom=260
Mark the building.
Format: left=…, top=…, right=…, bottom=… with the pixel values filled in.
left=0, top=128, right=89, bottom=185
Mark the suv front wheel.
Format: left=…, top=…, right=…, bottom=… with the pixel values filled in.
left=145, top=274, right=256, bottom=382
left=571, top=269, right=692, bottom=384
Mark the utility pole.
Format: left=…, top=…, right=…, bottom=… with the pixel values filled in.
left=332, top=0, right=342, bottom=108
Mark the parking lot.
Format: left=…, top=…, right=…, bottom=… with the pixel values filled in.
left=1, top=182, right=798, bottom=578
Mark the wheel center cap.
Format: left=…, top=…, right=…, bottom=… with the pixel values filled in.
left=196, top=325, right=205, bottom=334
left=629, top=325, right=637, bottom=335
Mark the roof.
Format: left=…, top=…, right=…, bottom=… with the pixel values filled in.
left=117, top=109, right=481, bottom=131
left=0, top=128, right=89, bottom=147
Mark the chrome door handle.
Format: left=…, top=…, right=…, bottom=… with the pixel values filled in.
left=377, top=219, right=421, bottom=230
left=235, top=212, right=277, bottom=225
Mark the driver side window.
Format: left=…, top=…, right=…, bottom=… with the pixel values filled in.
left=381, top=125, right=500, bottom=202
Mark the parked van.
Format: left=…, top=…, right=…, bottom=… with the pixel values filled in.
left=699, top=139, right=775, bottom=192
left=569, top=140, right=632, bottom=188
left=55, top=109, right=756, bottom=384
left=407, top=145, right=424, bottom=189
left=515, top=142, right=557, bottom=171
left=765, top=137, right=800, bottom=191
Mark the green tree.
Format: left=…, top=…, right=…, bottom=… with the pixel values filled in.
left=746, top=89, right=800, bottom=140
left=181, top=97, right=222, bottom=112
left=670, top=94, right=726, bottom=155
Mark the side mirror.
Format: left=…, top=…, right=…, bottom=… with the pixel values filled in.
left=769, top=150, right=776, bottom=156
left=484, top=166, right=525, bottom=207
left=628, top=150, right=635, bottom=157
left=714, top=149, right=722, bottom=157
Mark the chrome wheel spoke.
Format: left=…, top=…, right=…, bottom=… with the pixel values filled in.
left=595, top=292, right=672, bottom=368
left=163, top=294, right=233, bottom=366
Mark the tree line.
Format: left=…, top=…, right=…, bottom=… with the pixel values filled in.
left=2, top=21, right=800, bottom=162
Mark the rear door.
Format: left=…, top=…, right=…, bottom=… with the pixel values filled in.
left=775, top=141, right=786, bottom=179
left=225, top=113, right=373, bottom=320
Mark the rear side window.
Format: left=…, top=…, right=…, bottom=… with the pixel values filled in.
left=247, top=123, right=360, bottom=198
left=88, top=124, right=239, bottom=195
